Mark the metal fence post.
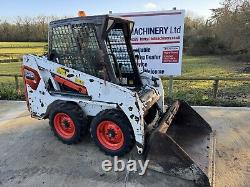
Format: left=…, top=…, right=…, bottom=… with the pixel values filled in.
left=168, top=75, right=174, bottom=99
left=213, top=79, right=219, bottom=99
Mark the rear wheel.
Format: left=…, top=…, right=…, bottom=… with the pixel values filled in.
left=49, top=102, right=87, bottom=144
left=90, top=109, right=135, bottom=156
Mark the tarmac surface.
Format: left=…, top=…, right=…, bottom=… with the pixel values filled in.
left=0, top=101, right=249, bottom=187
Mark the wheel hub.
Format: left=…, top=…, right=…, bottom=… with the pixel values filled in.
left=62, top=120, right=70, bottom=128
left=107, top=129, right=116, bottom=138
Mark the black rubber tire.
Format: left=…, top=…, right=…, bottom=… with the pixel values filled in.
left=90, top=109, right=135, bottom=156
left=49, top=102, right=87, bottom=144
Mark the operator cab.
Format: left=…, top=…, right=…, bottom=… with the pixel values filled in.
left=48, top=15, right=142, bottom=88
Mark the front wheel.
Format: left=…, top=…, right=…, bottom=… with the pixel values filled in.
left=90, top=109, right=135, bottom=156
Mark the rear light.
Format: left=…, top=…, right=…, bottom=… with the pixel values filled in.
left=24, top=69, right=35, bottom=80
left=21, top=66, right=41, bottom=90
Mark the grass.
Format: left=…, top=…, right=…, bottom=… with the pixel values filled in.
left=0, top=62, right=21, bottom=75
left=0, top=42, right=46, bottom=47
left=0, top=42, right=46, bottom=61
left=182, top=56, right=248, bottom=77
left=0, top=61, right=24, bottom=100
left=0, top=42, right=249, bottom=106
left=0, top=62, right=23, bottom=100
left=0, top=42, right=45, bottom=100
left=0, top=42, right=46, bottom=100
left=163, top=56, right=250, bottom=106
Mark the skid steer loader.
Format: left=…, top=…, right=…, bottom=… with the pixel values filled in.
left=21, top=14, right=215, bottom=186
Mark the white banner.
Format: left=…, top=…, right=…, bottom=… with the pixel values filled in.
left=117, top=10, right=185, bottom=76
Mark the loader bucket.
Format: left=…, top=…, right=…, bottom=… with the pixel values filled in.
left=145, top=100, right=215, bottom=187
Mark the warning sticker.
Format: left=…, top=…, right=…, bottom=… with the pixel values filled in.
left=162, top=46, right=180, bottom=63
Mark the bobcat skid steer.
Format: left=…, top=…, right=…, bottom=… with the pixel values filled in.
left=22, top=14, right=215, bottom=186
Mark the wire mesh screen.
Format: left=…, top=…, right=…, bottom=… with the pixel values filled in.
left=50, top=23, right=102, bottom=78
left=106, top=28, right=133, bottom=74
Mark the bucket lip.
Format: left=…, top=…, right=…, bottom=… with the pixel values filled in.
left=192, top=106, right=250, bottom=110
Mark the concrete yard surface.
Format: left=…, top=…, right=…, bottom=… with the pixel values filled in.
left=0, top=101, right=249, bottom=187
left=195, top=106, right=250, bottom=187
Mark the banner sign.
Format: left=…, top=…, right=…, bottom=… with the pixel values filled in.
left=117, top=10, right=185, bottom=76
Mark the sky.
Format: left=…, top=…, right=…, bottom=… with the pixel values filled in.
left=0, top=0, right=223, bottom=21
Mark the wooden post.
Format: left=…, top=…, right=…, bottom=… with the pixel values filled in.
left=168, top=75, right=174, bottom=99
left=213, top=79, right=219, bottom=99
left=14, top=75, right=19, bottom=91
